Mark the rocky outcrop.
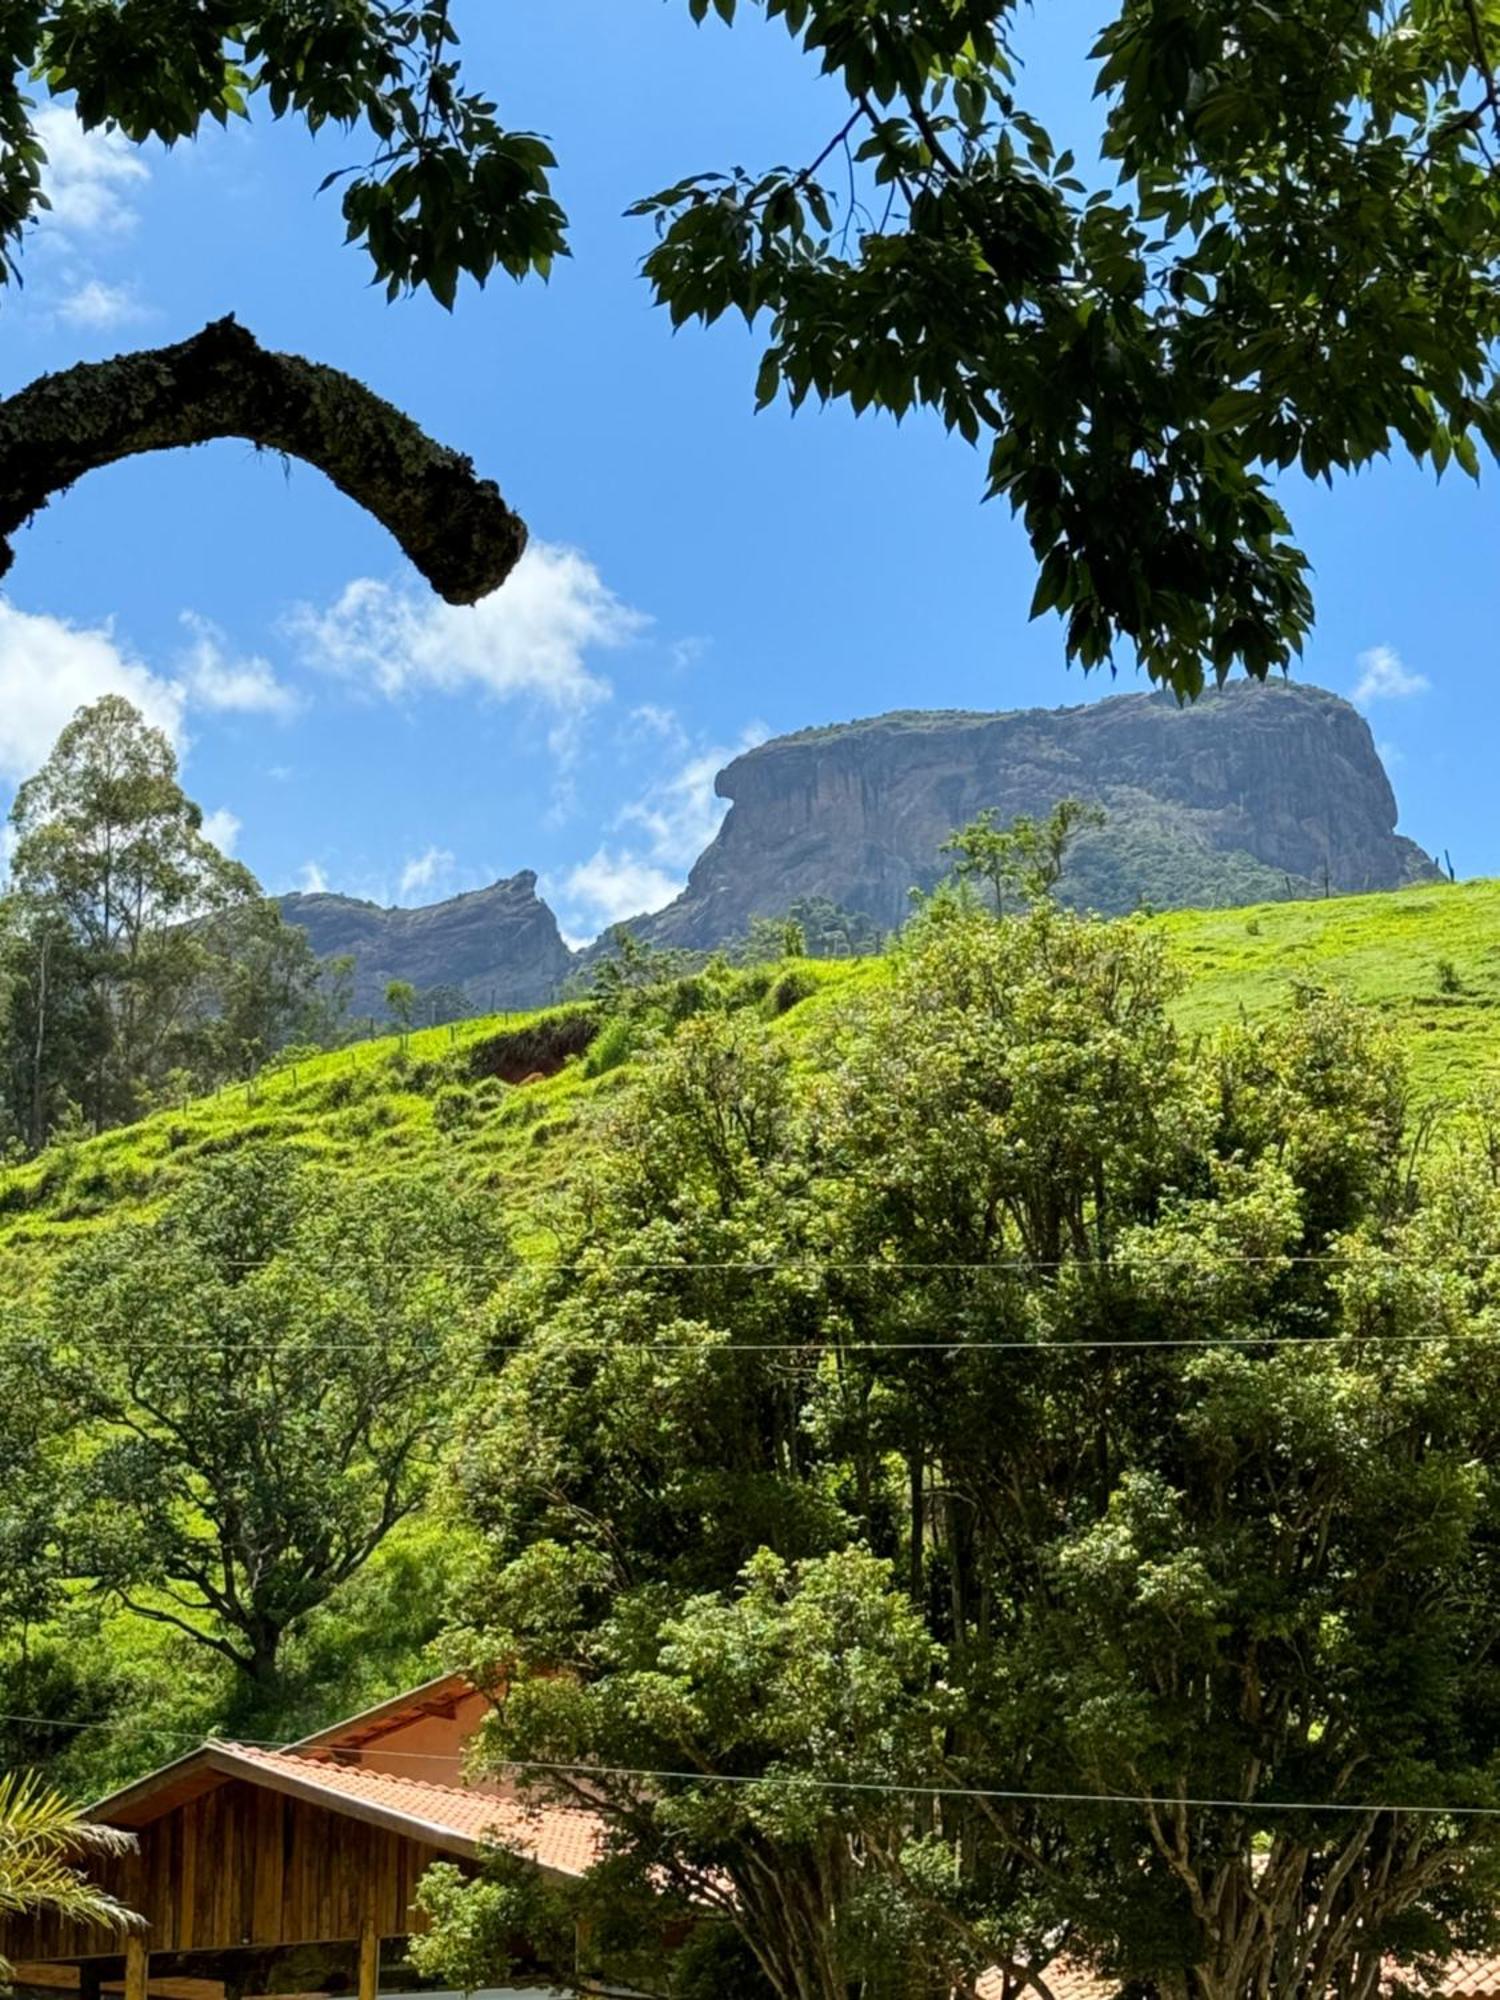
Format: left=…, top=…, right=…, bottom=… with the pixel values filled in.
left=281, top=685, right=1439, bottom=1006
left=631, top=682, right=1440, bottom=946
left=279, top=871, right=573, bottom=1014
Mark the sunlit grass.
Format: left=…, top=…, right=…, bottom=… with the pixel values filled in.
left=4, top=879, right=1497, bottom=1279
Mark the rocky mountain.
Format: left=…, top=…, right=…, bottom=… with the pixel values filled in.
left=279, top=871, right=573, bottom=1015
left=630, top=681, right=1440, bottom=948
left=278, top=683, right=1441, bottom=1008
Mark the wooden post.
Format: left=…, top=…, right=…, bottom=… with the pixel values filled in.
left=124, top=1934, right=149, bottom=2000
left=358, top=1917, right=380, bottom=2000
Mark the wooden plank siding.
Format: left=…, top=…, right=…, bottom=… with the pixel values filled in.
left=1, top=1782, right=452, bottom=1965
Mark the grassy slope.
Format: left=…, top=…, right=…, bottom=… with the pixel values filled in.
left=1161, top=877, right=1500, bottom=1101
left=10, top=876, right=1500, bottom=1790
left=4, top=878, right=1499, bottom=1276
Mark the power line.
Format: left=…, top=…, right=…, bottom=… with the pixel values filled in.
left=3, top=1711, right=1497, bottom=1819
left=13, top=1329, right=1499, bottom=1355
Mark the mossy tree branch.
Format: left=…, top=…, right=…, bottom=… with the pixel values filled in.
left=0, top=317, right=527, bottom=602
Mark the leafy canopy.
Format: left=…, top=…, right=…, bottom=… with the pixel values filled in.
left=633, top=0, right=1500, bottom=691
left=2, top=1, right=566, bottom=308
left=11, top=4, right=1500, bottom=688
left=1, top=696, right=319, bottom=1148
left=431, top=902, right=1500, bottom=2000
left=47, top=1143, right=506, bottom=1684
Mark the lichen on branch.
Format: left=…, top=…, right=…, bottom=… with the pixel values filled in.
left=0, top=317, right=527, bottom=603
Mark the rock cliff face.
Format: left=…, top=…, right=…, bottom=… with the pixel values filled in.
left=279, top=871, right=573, bottom=1013
left=280, top=684, right=1438, bottom=1005
left=634, top=682, right=1440, bottom=946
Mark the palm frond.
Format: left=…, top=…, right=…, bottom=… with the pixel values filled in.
left=0, top=1768, right=142, bottom=1959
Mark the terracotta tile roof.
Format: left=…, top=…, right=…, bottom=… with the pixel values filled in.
left=976, top=1954, right=1500, bottom=2000
left=976, top=1961, right=1113, bottom=2000
left=1436, top=1955, right=1500, bottom=1998
left=217, top=1743, right=603, bottom=1879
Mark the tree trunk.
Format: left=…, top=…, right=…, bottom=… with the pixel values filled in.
left=0, top=318, right=527, bottom=602
left=28, top=928, right=48, bottom=1153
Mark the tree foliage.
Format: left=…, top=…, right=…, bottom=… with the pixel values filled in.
left=429, top=902, right=1500, bottom=2000
left=3, top=2, right=564, bottom=306
left=941, top=798, right=1106, bottom=914
left=9, top=3, right=1500, bottom=685
left=629, top=0, right=1500, bottom=691
left=0, top=697, right=321, bottom=1147
left=47, top=1144, right=505, bottom=1684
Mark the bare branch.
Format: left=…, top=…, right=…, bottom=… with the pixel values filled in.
left=0, top=317, right=527, bottom=602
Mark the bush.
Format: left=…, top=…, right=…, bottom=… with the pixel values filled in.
left=584, top=1013, right=637, bottom=1077
left=432, top=1085, right=476, bottom=1134
left=766, top=968, right=819, bottom=1016
left=1437, top=957, right=1463, bottom=995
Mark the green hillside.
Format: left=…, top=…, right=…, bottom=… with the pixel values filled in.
left=3, top=877, right=1498, bottom=1281
left=7, top=873, right=1500, bottom=1801
left=1160, top=876, right=1500, bottom=1100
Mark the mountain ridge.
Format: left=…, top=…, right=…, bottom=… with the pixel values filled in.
left=280, top=682, right=1440, bottom=1005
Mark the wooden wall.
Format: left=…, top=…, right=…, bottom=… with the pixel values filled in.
left=1, top=1781, right=451, bottom=1965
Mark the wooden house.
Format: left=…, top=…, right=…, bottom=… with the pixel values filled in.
left=0, top=1676, right=608, bottom=2000
left=13, top=1675, right=1500, bottom=2000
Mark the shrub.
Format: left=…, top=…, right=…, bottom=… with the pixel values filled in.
left=584, top=1014, right=636, bottom=1078
left=766, top=968, right=819, bottom=1016
left=1437, top=958, right=1464, bottom=994
left=432, top=1086, right=476, bottom=1134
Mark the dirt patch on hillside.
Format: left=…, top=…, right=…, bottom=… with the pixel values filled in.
left=466, top=1010, right=598, bottom=1084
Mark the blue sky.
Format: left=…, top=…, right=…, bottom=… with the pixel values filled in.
left=0, top=0, right=1489, bottom=940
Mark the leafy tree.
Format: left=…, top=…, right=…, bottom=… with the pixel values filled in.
left=779, top=896, right=883, bottom=959
left=436, top=905, right=1500, bottom=2000
left=740, top=914, right=810, bottom=964
left=386, top=978, right=417, bottom=1035
left=4, top=696, right=265, bottom=1136
left=0, top=1773, right=139, bottom=1969
left=9, top=4, right=1499, bottom=686
left=0, top=1328, right=69, bottom=1644
left=628, top=0, right=1500, bottom=691
left=191, top=898, right=323, bottom=1080
left=0, top=891, right=92, bottom=1152
left=50, top=1145, right=505, bottom=1686
left=310, top=952, right=358, bottom=1048
left=584, top=927, right=702, bottom=1014
left=941, top=798, right=1105, bottom=915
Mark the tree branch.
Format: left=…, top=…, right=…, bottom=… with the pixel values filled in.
left=0, top=317, right=527, bottom=602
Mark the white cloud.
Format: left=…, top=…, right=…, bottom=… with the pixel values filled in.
left=551, top=723, right=767, bottom=940
left=618, top=746, right=738, bottom=871
left=200, top=807, right=241, bottom=856
left=34, top=105, right=150, bottom=239
left=176, top=613, right=301, bottom=717
left=0, top=599, right=185, bottom=782
left=398, top=846, right=456, bottom=903
left=557, top=850, right=687, bottom=933
left=288, top=541, right=643, bottom=728
left=56, top=276, right=149, bottom=328
left=297, top=861, right=329, bottom=894
left=1352, top=645, right=1429, bottom=707
left=628, top=703, right=688, bottom=745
